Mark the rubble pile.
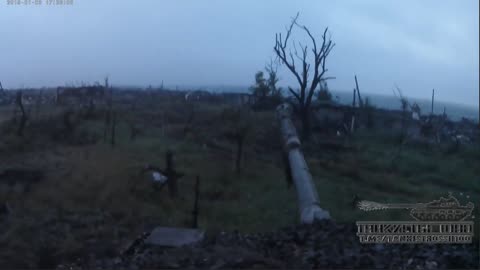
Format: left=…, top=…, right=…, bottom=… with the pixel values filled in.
left=59, top=220, right=479, bottom=269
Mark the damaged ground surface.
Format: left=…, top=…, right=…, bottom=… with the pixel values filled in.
left=0, top=91, right=479, bottom=268
left=59, top=220, right=479, bottom=269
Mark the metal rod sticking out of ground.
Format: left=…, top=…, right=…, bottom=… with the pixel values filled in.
left=276, top=103, right=330, bottom=224
left=192, top=176, right=200, bottom=228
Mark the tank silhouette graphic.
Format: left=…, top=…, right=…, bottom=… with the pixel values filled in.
left=357, top=194, right=474, bottom=221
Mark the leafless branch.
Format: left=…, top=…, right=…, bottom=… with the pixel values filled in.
left=274, top=13, right=335, bottom=109
left=274, top=13, right=335, bottom=139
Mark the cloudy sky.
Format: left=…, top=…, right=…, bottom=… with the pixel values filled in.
left=0, top=0, right=478, bottom=107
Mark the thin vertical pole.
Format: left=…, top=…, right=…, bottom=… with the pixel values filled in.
left=431, top=89, right=435, bottom=115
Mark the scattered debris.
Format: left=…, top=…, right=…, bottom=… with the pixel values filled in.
left=62, top=220, right=479, bottom=269
left=151, top=171, right=168, bottom=184
left=141, top=151, right=184, bottom=196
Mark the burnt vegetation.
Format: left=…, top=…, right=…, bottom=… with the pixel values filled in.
left=0, top=13, right=478, bottom=270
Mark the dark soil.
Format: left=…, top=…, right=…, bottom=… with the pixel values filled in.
left=57, top=220, right=479, bottom=269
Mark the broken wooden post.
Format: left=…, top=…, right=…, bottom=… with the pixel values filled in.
left=166, top=150, right=179, bottom=198
left=142, top=153, right=184, bottom=196
left=354, top=75, right=363, bottom=108
left=192, top=176, right=200, bottom=228
left=276, top=103, right=330, bottom=224
left=15, top=91, right=27, bottom=137
left=350, top=88, right=356, bottom=132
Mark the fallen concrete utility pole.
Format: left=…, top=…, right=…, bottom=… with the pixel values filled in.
left=276, top=104, right=331, bottom=224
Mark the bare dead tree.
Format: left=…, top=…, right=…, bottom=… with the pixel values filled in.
left=222, top=108, right=253, bottom=173
left=411, top=102, right=421, bottom=119
left=0, top=81, right=4, bottom=95
left=393, top=85, right=410, bottom=134
left=15, top=91, right=28, bottom=137
left=265, top=59, right=281, bottom=96
left=390, top=86, right=411, bottom=168
left=274, top=13, right=335, bottom=140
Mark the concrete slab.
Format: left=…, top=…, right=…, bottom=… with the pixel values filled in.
left=145, top=227, right=205, bottom=247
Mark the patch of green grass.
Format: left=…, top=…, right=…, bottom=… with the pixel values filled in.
left=1, top=102, right=478, bottom=266
left=309, top=132, right=479, bottom=223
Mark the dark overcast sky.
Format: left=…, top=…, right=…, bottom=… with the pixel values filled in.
left=0, top=0, right=478, bottom=107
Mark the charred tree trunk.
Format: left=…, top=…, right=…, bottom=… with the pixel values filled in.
left=166, top=150, right=178, bottom=198
left=354, top=75, right=363, bottom=108
left=350, top=88, right=357, bottom=133
left=431, top=89, right=435, bottom=116
left=16, top=91, right=27, bottom=137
